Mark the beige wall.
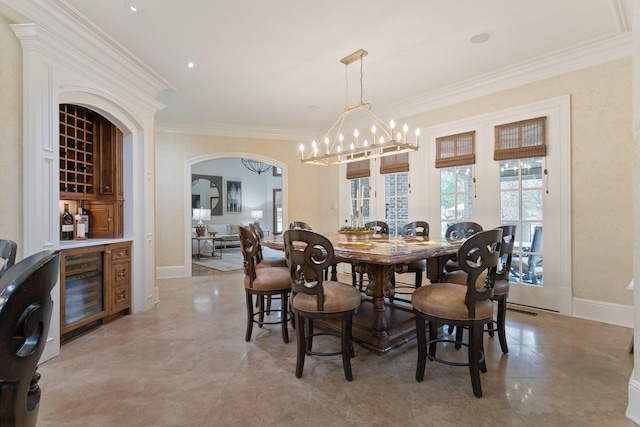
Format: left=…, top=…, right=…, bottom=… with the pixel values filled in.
left=0, top=5, right=24, bottom=254
left=2, top=3, right=632, bottom=307
left=154, top=133, right=339, bottom=267
left=155, top=59, right=632, bottom=306
left=403, top=58, right=632, bottom=305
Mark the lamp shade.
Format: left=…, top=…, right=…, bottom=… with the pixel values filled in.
left=192, top=208, right=211, bottom=221
left=251, top=210, right=263, bottom=219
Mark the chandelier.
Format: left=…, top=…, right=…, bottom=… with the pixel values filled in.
left=241, top=159, right=273, bottom=175
left=300, top=49, right=419, bottom=166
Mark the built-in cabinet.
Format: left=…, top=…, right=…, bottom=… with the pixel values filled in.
left=60, top=241, right=131, bottom=340
left=59, top=104, right=125, bottom=239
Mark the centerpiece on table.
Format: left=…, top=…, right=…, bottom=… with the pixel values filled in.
left=338, top=225, right=375, bottom=241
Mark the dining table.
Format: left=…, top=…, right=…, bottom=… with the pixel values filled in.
left=261, top=232, right=462, bottom=354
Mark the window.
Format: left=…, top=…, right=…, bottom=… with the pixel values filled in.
left=436, top=131, right=476, bottom=235
left=500, top=157, right=544, bottom=285
left=440, top=166, right=474, bottom=236
left=384, top=172, right=409, bottom=235
left=350, top=177, right=370, bottom=225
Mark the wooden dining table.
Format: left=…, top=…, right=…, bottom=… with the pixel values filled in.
left=261, top=232, right=462, bottom=354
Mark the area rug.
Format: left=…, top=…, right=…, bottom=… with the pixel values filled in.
left=192, top=247, right=244, bottom=271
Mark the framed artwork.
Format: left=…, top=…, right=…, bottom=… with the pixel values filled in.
left=273, top=166, right=282, bottom=177
left=226, top=180, right=242, bottom=212
left=192, top=194, right=201, bottom=209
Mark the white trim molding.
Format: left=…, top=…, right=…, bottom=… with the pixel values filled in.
left=572, top=297, right=634, bottom=328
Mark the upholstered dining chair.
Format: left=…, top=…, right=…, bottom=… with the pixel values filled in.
left=512, top=225, right=543, bottom=285
left=0, top=249, right=60, bottom=427
left=284, top=229, right=362, bottom=381
left=443, top=221, right=484, bottom=273
left=351, top=221, right=389, bottom=291
left=239, top=226, right=291, bottom=343
left=249, top=223, right=286, bottom=269
left=443, top=225, right=516, bottom=354
left=289, top=221, right=312, bottom=230
left=0, top=239, right=18, bottom=278
left=391, top=221, right=429, bottom=302
left=413, top=229, right=502, bottom=398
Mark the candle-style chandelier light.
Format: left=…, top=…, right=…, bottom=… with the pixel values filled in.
left=300, top=49, right=419, bottom=166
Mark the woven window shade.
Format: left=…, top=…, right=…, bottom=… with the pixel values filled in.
left=379, top=149, right=409, bottom=174
left=346, top=157, right=370, bottom=179
left=435, top=131, right=476, bottom=168
left=494, top=116, right=547, bottom=161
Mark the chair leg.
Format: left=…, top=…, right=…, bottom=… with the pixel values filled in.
left=295, top=312, right=306, bottom=378
left=258, top=295, right=265, bottom=327
left=341, top=313, right=354, bottom=381
left=280, top=291, right=289, bottom=343
left=496, top=297, right=508, bottom=354
left=428, top=321, right=438, bottom=360
left=306, top=318, right=314, bottom=352
left=245, top=292, right=254, bottom=342
left=415, top=313, right=427, bottom=382
left=455, top=324, right=463, bottom=349
left=468, top=323, right=484, bottom=398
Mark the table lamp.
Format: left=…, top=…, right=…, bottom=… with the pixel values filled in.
left=251, top=210, right=263, bottom=225
left=192, top=208, right=211, bottom=236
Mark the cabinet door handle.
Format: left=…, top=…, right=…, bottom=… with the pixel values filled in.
left=118, top=272, right=125, bottom=277
left=118, top=252, right=125, bottom=256
left=108, top=217, right=112, bottom=222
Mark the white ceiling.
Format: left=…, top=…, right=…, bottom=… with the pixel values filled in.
left=61, top=0, right=633, bottom=138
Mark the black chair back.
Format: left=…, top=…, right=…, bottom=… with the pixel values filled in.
left=445, top=222, right=483, bottom=242
left=289, top=221, right=312, bottom=230
left=365, top=221, right=389, bottom=234
left=400, top=221, right=429, bottom=239
left=0, top=239, right=17, bottom=278
left=457, top=229, right=502, bottom=316
left=0, top=250, right=60, bottom=427
left=496, top=225, right=516, bottom=280
left=284, top=229, right=335, bottom=311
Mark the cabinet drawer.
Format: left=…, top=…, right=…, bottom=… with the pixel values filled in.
left=110, top=284, right=130, bottom=314
left=109, top=243, right=130, bottom=262
left=111, top=261, right=130, bottom=286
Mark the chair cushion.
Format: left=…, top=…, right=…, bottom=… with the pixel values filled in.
left=257, top=257, right=288, bottom=269
left=292, top=281, right=361, bottom=314
left=443, top=271, right=509, bottom=296
left=412, top=283, right=493, bottom=321
left=493, top=279, right=509, bottom=296
left=244, top=267, right=290, bottom=291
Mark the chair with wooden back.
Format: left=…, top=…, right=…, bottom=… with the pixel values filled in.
left=412, top=229, right=502, bottom=397
left=239, top=226, right=291, bottom=343
left=443, top=225, right=516, bottom=354
left=392, top=221, right=429, bottom=302
left=284, top=229, right=362, bottom=381
left=443, top=221, right=484, bottom=273
left=0, top=249, right=60, bottom=427
left=0, top=239, right=17, bottom=278
left=289, top=221, right=312, bottom=230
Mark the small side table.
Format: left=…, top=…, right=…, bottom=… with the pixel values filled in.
left=192, top=236, right=219, bottom=260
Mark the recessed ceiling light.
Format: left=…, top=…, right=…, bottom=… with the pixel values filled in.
left=469, top=32, right=492, bottom=44
left=186, top=61, right=196, bottom=69
left=125, top=3, right=142, bottom=13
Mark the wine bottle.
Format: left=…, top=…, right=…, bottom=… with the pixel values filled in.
left=61, top=203, right=74, bottom=240
left=80, top=203, right=90, bottom=237
left=75, top=208, right=86, bottom=240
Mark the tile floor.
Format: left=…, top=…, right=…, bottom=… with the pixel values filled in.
left=36, top=264, right=636, bottom=426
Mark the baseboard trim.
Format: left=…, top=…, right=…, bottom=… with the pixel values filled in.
left=627, top=374, right=640, bottom=424
left=572, top=297, right=633, bottom=328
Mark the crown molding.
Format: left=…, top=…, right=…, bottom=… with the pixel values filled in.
left=154, top=121, right=316, bottom=141
left=159, top=32, right=632, bottom=141
left=4, top=0, right=173, bottom=98
left=375, top=32, right=633, bottom=122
